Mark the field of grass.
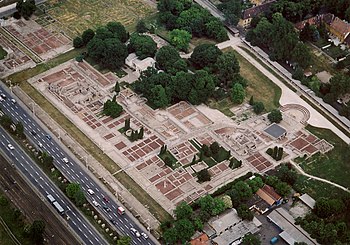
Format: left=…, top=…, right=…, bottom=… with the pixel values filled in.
left=308, top=44, right=337, bottom=74
left=0, top=46, right=7, bottom=60
left=0, top=221, right=16, bottom=245
left=296, top=125, right=350, bottom=189
left=229, top=48, right=281, bottom=111
left=207, top=98, right=235, bottom=117
left=39, top=0, right=156, bottom=38
left=17, top=82, right=171, bottom=223
left=293, top=175, right=349, bottom=200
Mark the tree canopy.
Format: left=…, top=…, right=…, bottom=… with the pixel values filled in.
left=268, top=109, right=283, bottom=123
left=190, top=44, right=223, bottom=69
left=128, top=33, right=157, bottom=59
left=16, top=0, right=36, bottom=20
left=169, top=29, right=192, bottom=51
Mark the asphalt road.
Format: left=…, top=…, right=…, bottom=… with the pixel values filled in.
left=0, top=86, right=156, bottom=245
left=0, top=152, right=81, bottom=245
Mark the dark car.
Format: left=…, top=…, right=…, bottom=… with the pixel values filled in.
left=103, top=196, right=109, bottom=203
left=31, top=131, right=37, bottom=136
left=46, top=134, right=52, bottom=140
left=109, top=219, right=117, bottom=225
left=103, top=205, right=111, bottom=212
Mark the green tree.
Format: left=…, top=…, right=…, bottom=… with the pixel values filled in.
left=175, top=202, right=193, bottom=220
left=41, top=152, right=54, bottom=166
left=231, top=83, right=245, bottom=104
left=197, top=169, right=211, bottom=182
left=16, top=0, right=36, bottom=20
left=155, top=45, right=182, bottom=72
left=176, top=5, right=210, bottom=37
left=29, top=220, right=45, bottom=244
left=253, top=102, right=265, bottom=114
left=136, top=20, right=148, bottom=33
left=103, top=99, right=123, bottom=118
left=205, top=19, right=228, bottom=41
left=66, top=183, right=80, bottom=199
left=0, top=114, right=13, bottom=129
left=219, top=0, right=241, bottom=25
left=15, top=122, right=25, bottom=138
left=138, top=127, right=144, bottom=139
left=277, top=164, right=297, bottom=185
left=150, top=85, right=169, bottom=108
left=74, top=190, right=86, bottom=206
left=268, top=109, right=283, bottom=123
left=115, top=82, right=120, bottom=94
left=124, top=118, right=130, bottom=130
left=242, top=233, right=261, bottom=245
left=171, top=71, right=194, bottom=101
left=234, top=181, right=253, bottom=201
left=190, top=44, right=222, bottom=69
left=237, top=204, right=254, bottom=220
left=128, top=33, right=157, bottom=59
left=247, top=177, right=264, bottom=193
left=117, top=236, right=132, bottom=245
left=81, top=29, right=95, bottom=45
left=210, top=142, right=220, bottom=155
left=215, top=51, right=240, bottom=86
left=73, top=37, right=84, bottom=48
left=106, top=21, right=129, bottom=42
left=163, top=227, right=178, bottom=244
left=274, top=181, right=291, bottom=197
left=169, top=29, right=192, bottom=51
left=174, top=219, right=195, bottom=243
left=87, top=37, right=128, bottom=70
left=291, top=43, right=312, bottom=69
left=249, top=96, right=254, bottom=105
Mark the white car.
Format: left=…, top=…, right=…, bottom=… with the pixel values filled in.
left=7, top=144, right=14, bottom=150
left=87, top=189, right=95, bottom=195
left=10, top=99, right=16, bottom=104
left=0, top=97, right=4, bottom=102
left=38, top=142, right=43, bottom=148
left=92, top=200, right=100, bottom=207
left=141, top=232, right=148, bottom=239
left=0, top=93, right=6, bottom=98
left=130, top=228, right=141, bottom=238
left=62, top=157, right=69, bottom=163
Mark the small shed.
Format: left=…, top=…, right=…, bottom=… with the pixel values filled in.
left=264, top=123, right=287, bottom=140
left=299, top=193, right=316, bottom=209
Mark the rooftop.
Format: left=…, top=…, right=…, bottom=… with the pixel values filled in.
left=242, top=0, right=276, bottom=20
left=264, top=123, right=287, bottom=139
left=208, top=208, right=241, bottom=234
left=212, top=217, right=261, bottom=245
left=330, top=17, right=350, bottom=37
left=267, top=208, right=318, bottom=245
left=299, top=193, right=316, bottom=209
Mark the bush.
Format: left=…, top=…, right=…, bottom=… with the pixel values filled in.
left=73, top=36, right=84, bottom=48
left=197, top=169, right=211, bottom=183
left=266, top=148, right=273, bottom=156
left=253, top=101, right=264, bottom=114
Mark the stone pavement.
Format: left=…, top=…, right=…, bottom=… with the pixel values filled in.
left=12, top=86, right=161, bottom=239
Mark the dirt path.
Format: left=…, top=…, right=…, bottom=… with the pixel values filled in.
left=0, top=153, right=81, bottom=245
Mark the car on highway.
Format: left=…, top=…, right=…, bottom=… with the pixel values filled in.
left=92, top=200, right=100, bottom=207
left=10, top=99, right=16, bottom=104
left=102, top=205, right=111, bottom=212
left=7, top=144, right=14, bottom=150
left=109, top=219, right=117, bottom=225
left=141, top=232, right=149, bottom=239
left=38, top=142, right=43, bottom=148
left=0, top=97, right=4, bottom=102
left=46, top=134, right=52, bottom=140
left=87, top=189, right=95, bottom=195
left=103, top=196, right=109, bottom=202
left=30, top=131, right=37, bottom=136
left=0, top=93, right=6, bottom=99
left=62, top=157, right=69, bottom=163
left=130, top=227, right=141, bottom=238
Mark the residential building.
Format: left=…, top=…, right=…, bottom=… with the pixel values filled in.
left=125, top=53, right=156, bottom=77
left=249, top=184, right=282, bottom=214
left=238, top=0, right=276, bottom=28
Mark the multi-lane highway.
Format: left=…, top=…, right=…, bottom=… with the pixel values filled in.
left=0, top=123, right=107, bottom=245
left=0, top=86, right=157, bottom=245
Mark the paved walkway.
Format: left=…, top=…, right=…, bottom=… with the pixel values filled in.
left=290, top=160, right=350, bottom=193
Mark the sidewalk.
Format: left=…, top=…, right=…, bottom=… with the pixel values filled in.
left=12, top=86, right=161, bottom=239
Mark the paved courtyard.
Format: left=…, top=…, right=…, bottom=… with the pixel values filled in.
left=28, top=59, right=334, bottom=211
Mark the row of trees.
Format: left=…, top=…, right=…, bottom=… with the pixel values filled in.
left=266, top=146, right=284, bottom=161
left=73, top=22, right=129, bottom=70
left=246, top=13, right=312, bottom=69
left=157, top=0, right=228, bottom=42
left=161, top=195, right=227, bottom=243
left=66, top=183, right=86, bottom=207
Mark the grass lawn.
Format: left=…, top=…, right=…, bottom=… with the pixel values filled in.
left=293, top=174, right=349, bottom=200
left=296, top=125, right=350, bottom=189
left=307, top=43, right=337, bottom=74
left=40, top=0, right=156, bottom=38
left=231, top=49, right=281, bottom=111
left=207, top=98, right=235, bottom=117
left=19, top=82, right=171, bottom=222
left=7, top=48, right=85, bottom=85
left=0, top=46, right=7, bottom=60
left=324, top=45, right=349, bottom=60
